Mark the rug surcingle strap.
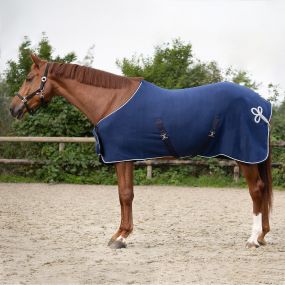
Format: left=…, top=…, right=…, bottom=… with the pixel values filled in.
left=156, top=119, right=179, bottom=158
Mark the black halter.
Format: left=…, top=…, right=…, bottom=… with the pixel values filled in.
left=16, top=63, right=50, bottom=115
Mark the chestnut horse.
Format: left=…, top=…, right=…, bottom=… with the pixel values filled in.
left=10, top=55, right=273, bottom=249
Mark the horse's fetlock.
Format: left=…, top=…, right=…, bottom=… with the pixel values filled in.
left=263, top=225, right=270, bottom=234
left=119, top=224, right=133, bottom=233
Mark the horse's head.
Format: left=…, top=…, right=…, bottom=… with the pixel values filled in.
left=10, top=54, right=54, bottom=119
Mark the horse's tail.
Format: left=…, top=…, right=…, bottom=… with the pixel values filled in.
left=258, top=145, right=273, bottom=212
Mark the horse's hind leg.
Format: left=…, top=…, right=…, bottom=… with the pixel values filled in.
left=108, top=161, right=134, bottom=249
left=239, top=162, right=270, bottom=248
left=258, top=201, right=270, bottom=246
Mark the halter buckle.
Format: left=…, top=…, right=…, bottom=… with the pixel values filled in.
left=41, top=76, right=47, bottom=82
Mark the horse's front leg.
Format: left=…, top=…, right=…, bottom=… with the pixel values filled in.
left=108, top=161, right=134, bottom=249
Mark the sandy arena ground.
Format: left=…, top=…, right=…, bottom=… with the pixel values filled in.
left=0, top=183, right=285, bottom=285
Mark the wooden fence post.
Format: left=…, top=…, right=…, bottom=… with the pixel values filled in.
left=233, top=165, right=240, bottom=182
left=146, top=161, right=153, bottom=179
left=59, top=142, right=65, bottom=152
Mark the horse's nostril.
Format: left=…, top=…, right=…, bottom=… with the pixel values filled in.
left=10, top=107, right=18, bottom=117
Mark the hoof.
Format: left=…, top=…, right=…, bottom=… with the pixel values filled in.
left=246, top=241, right=260, bottom=248
left=108, top=238, right=115, bottom=247
left=109, top=240, right=127, bottom=249
left=257, top=238, right=267, bottom=246
left=108, top=236, right=127, bottom=249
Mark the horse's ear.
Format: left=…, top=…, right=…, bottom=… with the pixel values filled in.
left=30, top=54, right=42, bottom=68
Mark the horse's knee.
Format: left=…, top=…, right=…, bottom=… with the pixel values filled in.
left=119, top=188, right=134, bottom=204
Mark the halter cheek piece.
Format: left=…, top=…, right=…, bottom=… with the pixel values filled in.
left=16, top=63, right=50, bottom=115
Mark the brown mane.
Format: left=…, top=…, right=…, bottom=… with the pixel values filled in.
left=50, top=62, right=134, bottom=89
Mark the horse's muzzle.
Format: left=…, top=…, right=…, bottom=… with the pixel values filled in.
left=10, top=104, right=24, bottom=119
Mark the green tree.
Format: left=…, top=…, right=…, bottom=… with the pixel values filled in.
left=225, top=68, right=259, bottom=90
left=78, top=45, right=95, bottom=67
left=0, top=76, right=12, bottom=135
left=117, top=38, right=264, bottom=91
left=272, top=100, right=285, bottom=141
left=117, top=39, right=224, bottom=88
left=5, top=36, right=33, bottom=97
left=266, top=83, right=285, bottom=141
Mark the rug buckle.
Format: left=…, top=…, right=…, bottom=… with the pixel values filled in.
left=208, top=130, right=215, bottom=138
left=160, top=132, right=169, bottom=141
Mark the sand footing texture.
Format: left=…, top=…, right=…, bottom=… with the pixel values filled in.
left=0, top=183, right=285, bottom=285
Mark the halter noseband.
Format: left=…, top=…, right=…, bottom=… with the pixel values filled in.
left=16, top=63, right=50, bottom=115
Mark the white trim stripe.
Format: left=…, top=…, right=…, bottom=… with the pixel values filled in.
left=96, top=82, right=142, bottom=126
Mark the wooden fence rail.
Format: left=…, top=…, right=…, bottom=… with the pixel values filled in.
left=0, top=136, right=95, bottom=143
left=1, top=136, right=284, bottom=146
left=0, top=137, right=284, bottom=181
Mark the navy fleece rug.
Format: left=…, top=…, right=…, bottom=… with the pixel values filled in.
left=93, top=80, right=271, bottom=164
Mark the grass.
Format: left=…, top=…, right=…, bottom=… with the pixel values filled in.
left=0, top=174, right=39, bottom=183
left=0, top=166, right=283, bottom=189
left=0, top=171, right=246, bottom=188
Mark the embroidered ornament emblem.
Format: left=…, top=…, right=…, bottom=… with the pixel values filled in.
left=251, top=106, right=269, bottom=124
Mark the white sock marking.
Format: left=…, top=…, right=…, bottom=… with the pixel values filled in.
left=247, top=213, right=262, bottom=246
left=116, top=235, right=126, bottom=244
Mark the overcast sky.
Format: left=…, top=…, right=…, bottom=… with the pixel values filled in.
left=0, top=0, right=284, bottom=98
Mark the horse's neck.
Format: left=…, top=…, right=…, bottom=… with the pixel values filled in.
left=52, top=78, right=141, bottom=124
